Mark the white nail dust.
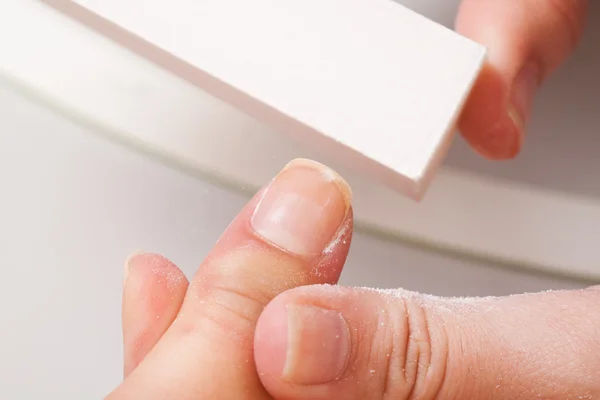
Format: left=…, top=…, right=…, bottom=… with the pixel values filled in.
left=145, top=254, right=186, bottom=288
left=323, top=216, right=351, bottom=254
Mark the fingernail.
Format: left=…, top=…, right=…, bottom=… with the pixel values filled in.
left=283, top=304, right=350, bottom=384
left=124, top=252, right=145, bottom=284
left=124, top=261, right=130, bottom=284
left=251, top=158, right=351, bottom=256
left=124, top=255, right=134, bottom=284
left=509, top=63, right=540, bottom=135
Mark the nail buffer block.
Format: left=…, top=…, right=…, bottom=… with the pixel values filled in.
left=50, top=0, right=486, bottom=200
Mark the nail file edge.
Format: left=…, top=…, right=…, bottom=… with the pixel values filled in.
left=45, top=0, right=487, bottom=200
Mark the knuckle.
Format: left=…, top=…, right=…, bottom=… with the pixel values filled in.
left=372, top=298, right=449, bottom=400
left=211, top=283, right=269, bottom=328
left=184, top=280, right=271, bottom=339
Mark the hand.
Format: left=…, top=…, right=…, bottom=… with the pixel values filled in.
left=112, top=159, right=600, bottom=399
left=256, top=285, right=600, bottom=398
left=456, top=0, right=588, bottom=159
left=109, top=159, right=354, bottom=399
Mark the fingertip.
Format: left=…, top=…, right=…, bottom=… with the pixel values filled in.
left=255, top=285, right=358, bottom=400
left=125, top=253, right=189, bottom=296
left=455, top=0, right=525, bottom=160
left=184, top=159, right=354, bottom=336
left=249, top=158, right=352, bottom=258
left=455, top=0, right=587, bottom=160
left=122, top=253, right=189, bottom=377
left=458, top=62, right=523, bottom=160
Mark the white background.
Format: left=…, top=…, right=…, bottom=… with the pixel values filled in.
left=1, top=0, right=599, bottom=398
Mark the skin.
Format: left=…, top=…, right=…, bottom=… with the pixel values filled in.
left=109, top=1, right=596, bottom=398
left=457, top=0, right=588, bottom=159
left=111, top=159, right=355, bottom=399
left=113, top=159, right=600, bottom=400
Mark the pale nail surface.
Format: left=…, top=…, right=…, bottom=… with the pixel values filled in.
left=251, top=159, right=351, bottom=256
left=509, top=63, right=540, bottom=133
left=283, top=304, right=350, bottom=384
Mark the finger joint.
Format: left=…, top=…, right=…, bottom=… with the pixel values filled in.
left=376, top=297, right=449, bottom=400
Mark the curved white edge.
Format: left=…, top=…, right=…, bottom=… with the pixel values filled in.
left=2, top=2, right=599, bottom=281
left=49, top=0, right=486, bottom=202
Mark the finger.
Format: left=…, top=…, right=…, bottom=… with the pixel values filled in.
left=122, top=253, right=188, bottom=377
left=256, top=285, right=600, bottom=399
left=108, top=159, right=354, bottom=399
left=456, top=0, right=588, bottom=159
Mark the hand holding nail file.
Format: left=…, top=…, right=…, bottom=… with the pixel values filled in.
left=60, top=0, right=486, bottom=200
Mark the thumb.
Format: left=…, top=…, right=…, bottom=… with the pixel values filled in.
left=456, top=0, right=588, bottom=159
left=255, top=285, right=600, bottom=399
left=108, top=159, right=354, bottom=399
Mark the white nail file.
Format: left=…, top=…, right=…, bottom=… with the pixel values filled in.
left=48, top=0, right=486, bottom=200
